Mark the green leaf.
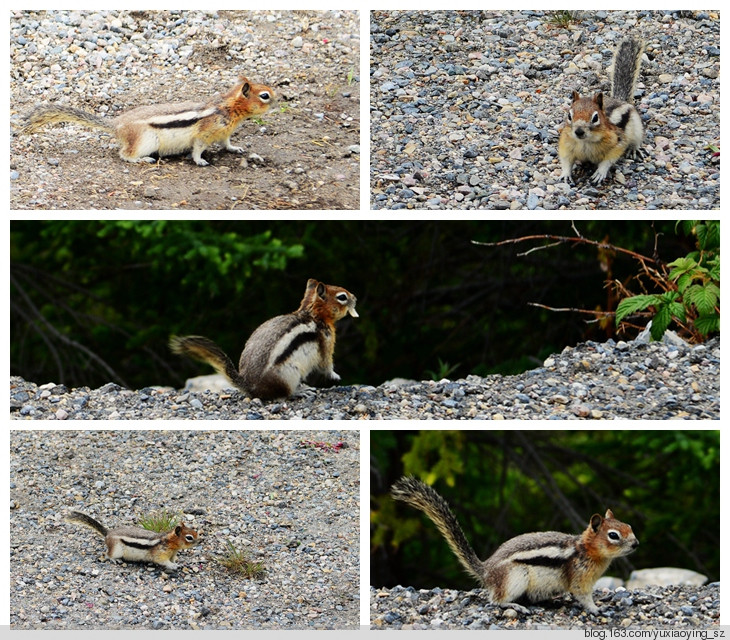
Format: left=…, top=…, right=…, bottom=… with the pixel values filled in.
left=703, top=220, right=720, bottom=251
left=676, top=220, right=699, bottom=237
left=615, top=294, right=661, bottom=325
left=667, top=256, right=698, bottom=276
left=685, top=283, right=719, bottom=315
left=694, top=313, right=720, bottom=335
left=667, top=300, right=686, bottom=323
left=675, top=272, right=693, bottom=294
left=650, top=305, right=673, bottom=340
left=707, top=257, right=720, bottom=282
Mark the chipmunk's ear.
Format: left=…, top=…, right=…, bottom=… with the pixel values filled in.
left=316, top=282, right=327, bottom=299
left=238, top=75, right=250, bottom=84
left=604, top=509, right=614, bottom=519
left=297, top=279, right=320, bottom=310
left=571, top=90, right=581, bottom=103
left=594, top=92, right=604, bottom=109
left=590, top=513, right=604, bottom=531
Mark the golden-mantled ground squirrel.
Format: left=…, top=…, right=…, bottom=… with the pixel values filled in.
left=391, top=476, right=639, bottom=614
left=65, top=511, right=200, bottom=571
left=559, top=37, right=646, bottom=185
left=170, top=278, right=358, bottom=400
left=22, top=75, right=274, bottom=166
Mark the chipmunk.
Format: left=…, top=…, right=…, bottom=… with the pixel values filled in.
left=391, top=476, right=639, bottom=614
left=559, top=37, right=646, bottom=185
left=170, top=278, right=358, bottom=400
left=22, top=75, right=274, bottom=166
left=65, top=511, right=200, bottom=571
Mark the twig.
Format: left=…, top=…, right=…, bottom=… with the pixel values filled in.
left=472, top=232, right=663, bottom=268
left=527, top=302, right=616, bottom=317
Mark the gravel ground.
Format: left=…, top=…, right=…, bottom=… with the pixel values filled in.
left=10, top=337, right=720, bottom=420
left=9, top=429, right=360, bottom=629
left=370, top=10, right=720, bottom=210
left=370, top=584, right=720, bottom=629
left=10, top=9, right=360, bottom=210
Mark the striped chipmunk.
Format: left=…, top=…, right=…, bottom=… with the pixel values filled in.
left=22, top=75, right=274, bottom=166
left=170, top=279, right=358, bottom=400
left=65, top=511, right=200, bottom=571
left=558, top=37, right=646, bottom=185
left=391, top=476, right=639, bottom=614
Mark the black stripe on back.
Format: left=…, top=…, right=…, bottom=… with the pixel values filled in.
left=614, top=110, right=631, bottom=129
left=149, top=117, right=202, bottom=129
left=606, top=104, right=632, bottom=130
left=120, top=538, right=161, bottom=550
left=514, top=552, right=575, bottom=568
left=274, top=331, right=319, bottom=366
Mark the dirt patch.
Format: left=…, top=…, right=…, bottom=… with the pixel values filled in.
left=10, top=10, right=360, bottom=210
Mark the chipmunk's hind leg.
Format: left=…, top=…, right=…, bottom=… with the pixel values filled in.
left=116, top=123, right=158, bottom=163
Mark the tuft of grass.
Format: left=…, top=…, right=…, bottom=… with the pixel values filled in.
left=346, top=67, right=356, bottom=86
left=138, top=509, right=182, bottom=532
left=217, top=541, right=267, bottom=579
left=425, top=358, right=460, bottom=381
left=548, top=10, right=580, bottom=27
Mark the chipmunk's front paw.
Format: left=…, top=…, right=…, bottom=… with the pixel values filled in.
left=590, top=170, right=609, bottom=185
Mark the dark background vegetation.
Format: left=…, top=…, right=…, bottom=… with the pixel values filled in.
left=370, top=430, right=720, bottom=588
left=10, top=220, right=698, bottom=390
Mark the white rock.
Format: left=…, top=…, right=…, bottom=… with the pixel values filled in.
left=627, top=567, right=707, bottom=588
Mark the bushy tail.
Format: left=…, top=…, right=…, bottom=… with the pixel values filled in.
left=169, top=335, right=246, bottom=391
left=610, top=37, right=645, bottom=102
left=65, top=511, right=108, bottom=537
left=22, top=105, right=114, bottom=135
left=391, top=476, right=484, bottom=584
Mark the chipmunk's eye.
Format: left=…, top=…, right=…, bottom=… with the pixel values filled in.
left=185, top=534, right=196, bottom=542
left=607, top=530, right=621, bottom=542
left=336, top=292, right=349, bottom=304
left=567, top=110, right=573, bottom=122
left=259, top=92, right=271, bottom=102
left=591, top=112, right=600, bottom=126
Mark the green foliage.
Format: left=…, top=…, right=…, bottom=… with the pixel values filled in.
left=138, top=509, right=182, bottom=533
left=615, top=220, right=719, bottom=341
left=425, top=358, right=460, bottom=381
left=372, top=430, right=720, bottom=589
left=217, top=541, right=267, bottom=579
left=400, top=431, right=467, bottom=488
left=91, top=221, right=304, bottom=295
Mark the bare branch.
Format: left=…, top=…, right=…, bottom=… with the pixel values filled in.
left=11, top=297, right=65, bottom=380
left=472, top=232, right=662, bottom=266
left=10, top=271, right=128, bottom=387
left=527, top=302, right=616, bottom=317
